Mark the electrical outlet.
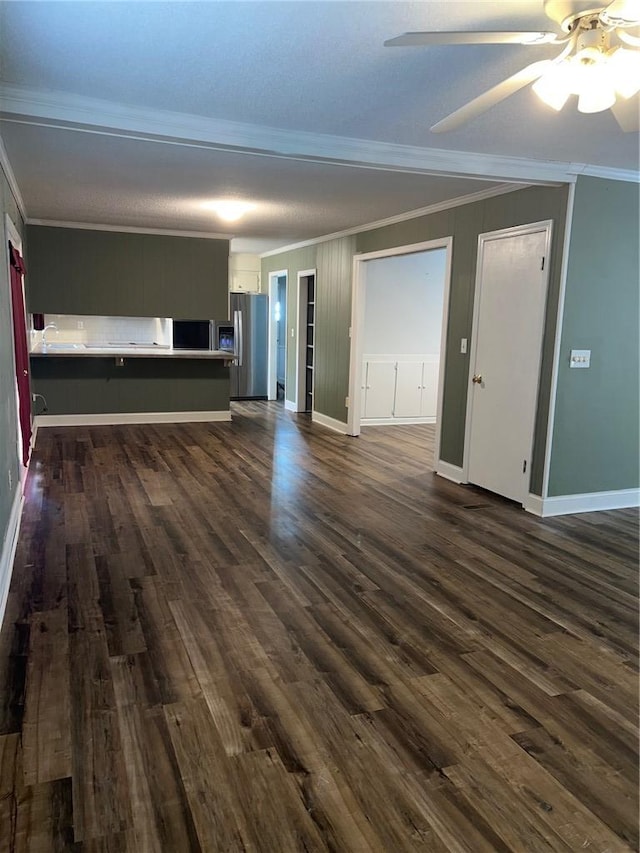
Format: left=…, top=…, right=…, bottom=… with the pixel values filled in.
left=345, top=396, right=350, bottom=408
left=77, top=320, right=84, bottom=329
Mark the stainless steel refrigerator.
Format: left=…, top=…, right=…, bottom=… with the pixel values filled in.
left=229, top=292, right=269, bottom=399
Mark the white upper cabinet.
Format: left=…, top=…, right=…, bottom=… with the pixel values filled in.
left=229, top=253, right=261, bottom=292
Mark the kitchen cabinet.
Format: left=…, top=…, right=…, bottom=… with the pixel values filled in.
left=26, top=225, right=229, bottom=319
left=361, top=358, right=439, bottom=422
left=361, top=361, right=397, bottom=419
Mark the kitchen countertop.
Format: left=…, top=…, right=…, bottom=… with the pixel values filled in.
left=30, top=342, right=236, bottom=360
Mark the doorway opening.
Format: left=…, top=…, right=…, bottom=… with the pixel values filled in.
left=348, top=238, right=453, bottom=465
left=295, top=269, right=316, bottom=413
left=268, top=270, right=287, bottom=402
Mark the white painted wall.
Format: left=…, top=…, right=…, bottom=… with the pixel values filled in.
left=363, top=249, right=446, bottom=355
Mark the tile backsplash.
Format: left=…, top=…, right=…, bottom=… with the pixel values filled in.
left=34, top=314, right=171, bottom=346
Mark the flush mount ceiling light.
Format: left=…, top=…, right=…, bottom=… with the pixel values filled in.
left=384, top=0, right=640, bottom=131
left=203, top=200, right=256, bottom=222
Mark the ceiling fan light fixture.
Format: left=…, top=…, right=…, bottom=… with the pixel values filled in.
left=598, top=0, right=640, bottom=26
left=607, top=46, right=640, bottom=97
left=576, top=61, right=618, bottom=111
left=532, top=63, right=573, bottom=109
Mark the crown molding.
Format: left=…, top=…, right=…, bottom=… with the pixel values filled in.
left=260, top=182, right=524, bottom=257
left=570, top=163, right=640, bottom=183
left=26, top=218, right=231, bottom=240
left=0, top=83, right=594, bottom=185
left=0, top=132, right=27, bottom=219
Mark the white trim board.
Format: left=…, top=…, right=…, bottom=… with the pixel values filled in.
left=524, top=488, right=640, bottom=517
left=362, top=417, right=436, bottom=427
left=0, top=134, right=27, bottom=219
left=27, top=219, right=230, bottom=240
left=0, top=486, right=24, bottom=630
left=284, top=399, right=296, bottom=412
left=435, top=462, right=467, bottom=484
left=1, top=84, right=593, bottom=184
left=311, top=411, right=349, bottom=435
left=35, top=410, right=232, bottom=427
left=261, top=185, right=523, bottom=258
left=541, top=182, right=576, bottom=499
left=267, top=269, right=288, bottom=402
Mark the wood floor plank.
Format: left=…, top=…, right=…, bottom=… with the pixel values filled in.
left=0, top=403, right=636, bottom=850
left=21, top=608, right=71, bottom=786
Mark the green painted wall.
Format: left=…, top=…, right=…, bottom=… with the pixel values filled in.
left=0, top=165, right=25, bottom=572
left=264, top=186, right=569, bottom=496
left=316, top=237, right=357, bottom=422
left=30, top=357, right=230, bottom=415
left=548, top=177, right=639, bottom=496
left=26, top=225, right=229, bottom=319
left=262, top=246, right=317, bottom=401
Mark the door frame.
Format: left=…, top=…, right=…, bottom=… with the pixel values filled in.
left=347, top=237, right=453, bottom=460
left=295, top=269, right=316, bottom=412
left=5, top=213, right=30, bottom=478
left=267, top=269, right=287, bottom=402
left=462, top=219, right=553, bottom=496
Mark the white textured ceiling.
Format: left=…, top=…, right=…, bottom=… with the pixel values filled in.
left=0, top=1, right=638, bottom=253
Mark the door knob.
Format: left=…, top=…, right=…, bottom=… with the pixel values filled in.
left=472, top=374, right=482, bottom=384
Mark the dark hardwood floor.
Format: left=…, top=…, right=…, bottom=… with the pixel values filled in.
left=0, top=401, right=638, bottom=851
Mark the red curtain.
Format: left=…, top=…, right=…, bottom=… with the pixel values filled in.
left=9, top=242, right=31, bottom=466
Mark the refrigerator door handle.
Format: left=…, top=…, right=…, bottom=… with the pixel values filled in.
left=234, top=309, right=244, bottom=367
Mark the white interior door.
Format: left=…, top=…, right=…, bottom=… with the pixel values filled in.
left=466, top=225, right=550, bottom=504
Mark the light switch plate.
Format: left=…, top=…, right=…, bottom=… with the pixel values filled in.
left=570, top=349, right=591, bottom=368
left=460, top=338, right=468, bottom=354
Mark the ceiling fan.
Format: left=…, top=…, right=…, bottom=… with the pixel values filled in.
left=385, top=0, right=640, bottom=132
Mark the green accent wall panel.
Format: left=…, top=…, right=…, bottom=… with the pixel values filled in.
left=0, top=165, right=25, bottom=555
left=315, top=237, right=356, bottom=422
left=262, top=246, right=317, bottom=398
left=30, top=358, right=230, bottom=415
left=548, top=177, right=639, bottom=496
left=26, top=225, right=229, bottom=319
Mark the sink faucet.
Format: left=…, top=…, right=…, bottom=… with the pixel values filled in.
left=42, top=323, right=58, bottom=345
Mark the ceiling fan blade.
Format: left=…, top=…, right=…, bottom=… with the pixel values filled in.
left=384, top=31, right=562, bottom=46
left=611, top=96, right=640, bottom=131
left=430, top=60, right=552, bottom=133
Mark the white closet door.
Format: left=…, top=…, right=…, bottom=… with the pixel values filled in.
left=467, top=227, right=549, bottom=503
left=394, top=362, right=423, bottom=417
left=363, top=362, right=396, bottom=418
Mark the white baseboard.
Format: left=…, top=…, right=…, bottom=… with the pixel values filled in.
left=435, top=461, right=467, bottom=484
left=284, top=399, right=296, bottom=412
left=525, top=488, right=640, bottom=517
left=311, top=411, right=349, bottom=434
left=361, top=416, right=436, bottom=426
left=0, top=485, right=24, bottom=630
left=34, top=410, right=232, bottom=427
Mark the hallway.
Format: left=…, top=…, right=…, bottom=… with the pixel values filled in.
left=0, top=402, right=637, bottom=851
